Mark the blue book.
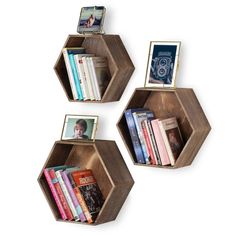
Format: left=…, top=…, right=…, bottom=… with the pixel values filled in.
left=125, top=108, right=148, bottom=164
left=68, top=52, right=84, bottom=100
left=132, top=111, right=155, bottom=164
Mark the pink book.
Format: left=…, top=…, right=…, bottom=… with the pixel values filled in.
left=43, top=169, right=67, bottom=220
left=151, top=119, right=171, bottom=165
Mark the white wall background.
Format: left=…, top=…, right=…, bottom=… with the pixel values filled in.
left=0, top=0, right=235, bottom=235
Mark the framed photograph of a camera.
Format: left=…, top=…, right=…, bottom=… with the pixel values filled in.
left=145, top=41, right=181, bottom=88
left=61, top=115, right=98, bottom=142
left=77, top=6, right=106, bottom=34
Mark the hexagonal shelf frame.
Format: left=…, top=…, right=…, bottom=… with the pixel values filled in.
left=54, top=34, right=135, bottom=103
left=117, top=87, right=211, bottom=169
left=38, top=140, right=134, bottom=225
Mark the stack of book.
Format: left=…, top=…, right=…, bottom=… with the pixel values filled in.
left=44, top=166, right=104, bottom=223
left=125, top=108, right=184, bottom=166
left=62, top=47, right=111, bottom=101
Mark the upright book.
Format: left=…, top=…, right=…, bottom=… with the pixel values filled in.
left=71, top=169, right=104, bottom=222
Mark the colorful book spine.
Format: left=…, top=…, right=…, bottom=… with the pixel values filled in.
left=125, top=109, right=146, bottom=164
left=43, top=169, right=67, bottom=220
left=74, top=55, right=89, bottom=100
left=61, top=171, right=86, bottom=222
left=141, top=120, right=157, bottom=165
left=132, top=111, right=155, bottom=164
left=62, top=49, right=79, bottom=100
left=151, top=119, right=171, bottom=165
left=68, top=53, right=83, bottom=100
left=55, top=170, right=80, bottom=221
left=48, top=169, right=73, bottom=220
left=147, top=120, right=162, bottom=165
left=68, top=173, right=93, bottom=223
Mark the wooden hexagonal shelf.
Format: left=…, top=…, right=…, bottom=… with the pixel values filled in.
left=54, top=34, right=135, bottom=103
left=117, top=87, right=211, bottom=169
left=38, top=140, right=134, bottom=225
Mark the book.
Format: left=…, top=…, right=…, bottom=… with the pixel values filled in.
left=86, top=57, right=99, bottom=100
left=62, top=48, right=85, bottom=100
left=55, top=170, right=80, bottom=221
left=132, top=111, right=155, bottom=164
left=158, top=117, right=184, bottom=165
left=90, top=57, right=110, bottom=100
left=151, top=119, right=171, bottom=165
left=67, top=48, right=86, bottom=100
left=146, top=119, right=162, bottom=165
left=43, top=168, right=67, bottom=220
left=141, top=120, right=157, bottom=165
left=68, top=172, right=93, bottom=223
left=125, top=108, right=149, bottom=164
left=61, top=171, right=86, bottom=222
left=74, top=54, right=95, bottom=100
left=82, top=57, right=96, bottom=100
left=71, top=169, right=104, bottom=222
left=47, top=168, right=73, bottom=220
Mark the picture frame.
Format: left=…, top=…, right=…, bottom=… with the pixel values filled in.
left=61, top=114, right=99, bottom=142
left=77, top=6, right=106, bottom=34
left=144, top=41, right=181, bottom=88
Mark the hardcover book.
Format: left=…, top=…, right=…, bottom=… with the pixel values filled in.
left=132, top=111, right=155, bottom=164
left=124, top=108, right=150, bottom=164
left=71, top=169, right=104, bottom=222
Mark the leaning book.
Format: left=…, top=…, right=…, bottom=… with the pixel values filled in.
left=158, top=117, right=184, bottom=165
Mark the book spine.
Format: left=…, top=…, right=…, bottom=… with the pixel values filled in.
left=55, top=170, right=80, bottom=221
left=158, top=121, right=175, bottom=166
left=62, top=49, right=78, bottom=100
left=132, top=113, right=150, bottom=164
left=68, top=53, right=83, bottom=100
left=89, top=58, right=101, bottom=100
left=82, top=57, right=95, bottom=100
left=151, top=120, right=171, bottom=165
left=147, top=120, right=162, bottom=165
left=48, top=169, right=73, bottom=220
left=74, top=55, right=89, bottom=100
left=141, top=120, right=157, bottom=165
left=43, top=169, right=67, bottom=220
left=125, top=110, right=146, bottom=164
left=61, top=171, right=86, bottom=222
left=68, top=173, right=93, bottom=223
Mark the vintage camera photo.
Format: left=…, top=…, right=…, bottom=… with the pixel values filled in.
left=145, top=41, right=181, bottom=88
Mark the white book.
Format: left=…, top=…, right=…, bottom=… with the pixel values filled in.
left=87, top=57, right=99, bottom=100
left=74, top=54, right=94, bottom=100
left=89, top=58, right=102, bottom=100
left=62, top=48, right=79, bottom=100
left=82, top=57, right=95, bottom=100
left=55, top=170, right=80, bottom=221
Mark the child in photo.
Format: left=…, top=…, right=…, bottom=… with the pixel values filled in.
left=73, top=119, right=89, bottom=139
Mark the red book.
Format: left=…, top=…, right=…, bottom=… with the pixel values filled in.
left=49, top=169, right=73, bottom=221
left=71, top=169, right=104, bottom=222
left=141, top=120, right=157, bottom=165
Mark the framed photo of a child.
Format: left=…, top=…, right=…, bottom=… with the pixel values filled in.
left=61, top=115, right=98, bottom=141
left=145, top=41, right=181, bottom=88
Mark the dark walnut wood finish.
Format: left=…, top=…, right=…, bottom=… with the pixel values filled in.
left=117, top=87, right=211, bottom=169
left=38, top=140, right=134, bottom=225
left=54, top=34, right=135, bottom=103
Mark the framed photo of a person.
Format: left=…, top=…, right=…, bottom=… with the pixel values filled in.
left=77, top=6, right=106, bottom=34
left=145, top=41, right=181, bottom=88
left=61, top=115, right=98, bottom=141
